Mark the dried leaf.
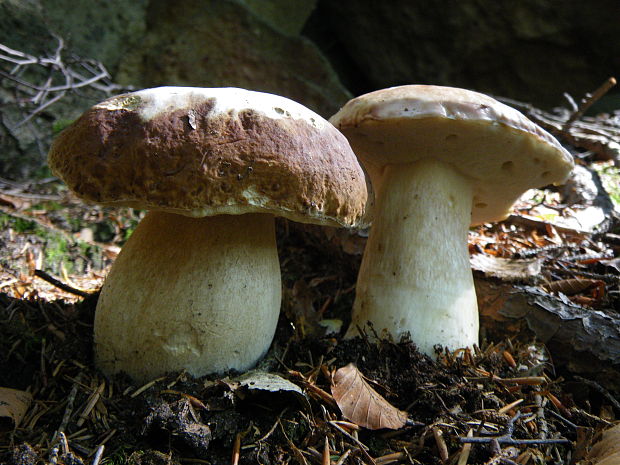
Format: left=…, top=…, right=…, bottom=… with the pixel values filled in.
left=470, top=254, right=542, bottom=281
left=331, top=363, right=407, bottom=430
left=542, top=278, right=604, bottom=296
left=587, top=423, right=620, bottom=464
left=0, top=387, right=32, bottom=429
left=237, top=371, right=307, bottom=399
left=600, top=257, right=620, bottom=273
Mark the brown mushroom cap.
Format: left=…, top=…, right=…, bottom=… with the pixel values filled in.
left=49, top=87, right=368, bottom=227
left=329, top=85, right=574, bottom=224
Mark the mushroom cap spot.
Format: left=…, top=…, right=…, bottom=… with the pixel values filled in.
left=330, top=85, right=574, bottom=225
left=49, top=86, right=369, bottom=228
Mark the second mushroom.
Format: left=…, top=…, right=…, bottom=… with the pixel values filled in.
left=330, top=85, right=574, bottom=356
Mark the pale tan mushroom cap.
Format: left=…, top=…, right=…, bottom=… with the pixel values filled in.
left=330, top=85, right=574, bottom=224
left=49, top=87, right=368, bottom=228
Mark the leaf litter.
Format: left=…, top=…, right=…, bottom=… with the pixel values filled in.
left=2, top=84, right=620, bottom=464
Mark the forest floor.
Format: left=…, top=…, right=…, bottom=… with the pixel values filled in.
left=1, top=112, right=620, bottom=464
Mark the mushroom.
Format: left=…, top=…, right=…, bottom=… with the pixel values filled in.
left=48, top=86, right=368, bottom=382
left=329, top=85, right=574, bottom=356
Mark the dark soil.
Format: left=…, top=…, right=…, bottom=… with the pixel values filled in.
left=1, top=221, right=616, bottom=465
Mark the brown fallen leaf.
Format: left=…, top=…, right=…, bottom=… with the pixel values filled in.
left=0, top=387, right=32, bottom=429
left=587, top=423, right=620, bottom=465
left=542, top=278, right=604, bottom=296
left=330, top=363, right=408, bottom=430
left=470, top=253, right=542, bottom=281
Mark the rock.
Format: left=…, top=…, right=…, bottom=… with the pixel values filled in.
left=0, top=0, right=144, bottom=179
left=0, top=0, right=147, bottom=75
left=39, top=0, right=147, bottom=72
left=116, top=0, right=349, bottom=117
left=239, top=0, right=318, bottom=36
left=312, top=0, right=620, bottom=108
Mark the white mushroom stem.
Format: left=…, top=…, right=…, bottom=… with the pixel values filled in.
left=94, top=211, right=281, bottom=382
left=347, top=158, right=479, bottom=356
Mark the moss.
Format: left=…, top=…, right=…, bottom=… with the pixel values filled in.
left=8, top=216, right=38, bottom=233
left=44, top=235, right=71, bottom=273
left=594, top=161, right=620, bottom=209
left=26, top=201, right=64, bottom=212
left=1, top=210, right=104, bottom=274
left=52, top=118, right=76, bottom=134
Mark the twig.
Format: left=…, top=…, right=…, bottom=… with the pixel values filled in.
left=0, top=37, right=128, bottom=138
left=231, top=433, right=241, bottom=465
left=129, top=376, right=166, bottom=398
left=459, top=411, right=571, bottom=446
left=58, top=431, right=70, bottom=455
left=256, top=408, right=287, bottom=444
left=15, top=91, right=66, bottom=128
left=91, top=445, right=104, bottom=465
left=34, top=269, right=93, bottom=298
left=322, top=436, right=331, bottom=465
left=535, top=391, right=548, bottom=440
left=498, top=87, right=620, bottom=163
left=334, top=449, right=352, bottom=465
left=374, top=451, right=406, bottom=464
left=432, top=427, right=449, bottom=464
left=457, top=429, right=474, bottom=465
left=575, top=375, right=620, bottom=412
left=498, top=399, right=523, bottom=415
left=563, top=77, right=617, bottom=130
left=278, top=420, right=310, bottom=465
left=76, top=382, right=105, bottom=427
left=546, top=408, right=578, bottom=430
left=328, top=421, right=377, bottom=464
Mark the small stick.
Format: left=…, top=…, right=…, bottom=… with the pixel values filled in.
left=457, top=429, right=474, bottom=465
left=432, top=427, right=449, bottom=464
left=575, top=375, right=620, bottom=413
left=97, top=428, right=117, bottom=447
left=56, top=373, right=82, bottom=433
left=498, top=399, right=524, bottom=415
left=231, top=433, right=241, bottom=465
left=497, top=376, right=547, bottom=386
left=129, top=376, right=166, bottom=398
left=91, top=445, right=105, bottom=465
left=459, top=412, right=571, bottom=446
left=563, top=77, right=617, bottom=130
left=77, top=382, right=105, bottom=427
left=328, top=421, right=376, bottom=465
left=323, top=436, right=331, bottom=465
left=256, top=408, right=287, bottom=443
left=330, top=420, right=361, bottom=431
left=374, top=451, right=406, bottom=464
left=328, top=421, right=369, bottom=451
left=334, top=449, right=352, bottom=465
left=546, top=408, right=578, bottom=430
left=34, top=269, right=92, bottom=298
left=58, top=431, right=69, bottom=455
left=535, top=392, right=548, bottom=440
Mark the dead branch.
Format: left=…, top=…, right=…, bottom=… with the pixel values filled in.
left=34, top=269, right=93, bottom=298
left=563, top=77, right=617, bottom=130
left=0, top=36, right=128, bottom=130
left=459, top=411, right=571, bottom=446
left=498, top=78, right=619, bottom=164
